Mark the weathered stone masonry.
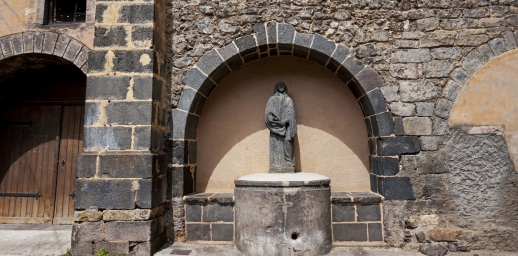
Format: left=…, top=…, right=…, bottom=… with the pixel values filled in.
left=73, top=0, right=169, bottom=255
left=169, top=0, right=518, bottom=252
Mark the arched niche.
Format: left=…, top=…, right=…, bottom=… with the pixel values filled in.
left=197, top=56, right=370, bottom=192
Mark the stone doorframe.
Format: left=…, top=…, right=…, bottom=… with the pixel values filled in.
left=172, top=22, right=419, bottom=201
left=0, top=31, right=90, bottom=72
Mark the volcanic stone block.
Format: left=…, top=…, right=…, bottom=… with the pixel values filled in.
left=72, top=222, right=104, bottom=255
left=235, top=173, right=332, bottom=256
left=118, top=4, right=154, bottom=24
left=360, top=89, right=387, bottom=116
left=83, top=127, right=132, bottom=150
left=22, top=32, right=34, bottom=53
left=76, top=152, right=98, bottom=178
left=197, top=49, right=226, bottom=77
left=277, top=23, right=295, bottom=51
left=378, top=177, right=415, bottom=200
left=86, top=76, right=130, bottom=100
left=368, top=223, right=383, bottom=241
left=74, top=47, right=90, bottom=68
left=217, top=43, right=242, bottom=70
left=370, top=156, right=399, bottom=176
left=461, top=50, right=484, bottom=74
left=333, top=223, right=368, bottom=242
left=342, top=57, right=365, bottom=79
left=105, top=101, right=152, bottom=125
left=377, top=136, right=420, bottom=156
left=170, top=166, right=194, bottom=197
left=350, top=192, right=383, bottom=203
left=132, top=75, right=153, bottom=100
left=394, top=116, right=404, bottom=136
left=112, top=50, right=154, bottom=73
left=187, top=224, right=211, bottom=241
left=63, top=39, right=83, bottom=61
left=293, top=33, right=313, bottom=59
left=368, top=137, right=377, bottom=155
left=185, top=204, right=201, bottom=222
left=171, top=110, right=199, bottom=140
left=98, top=152, right=159, bottom=178
left=0, top=36, right=13, bottom=58
left=309, top=34, right=335, bottom=66
left=42, top=32, right=58, bottom=54
left=332, top=205, right=355, bottom=222
left=357, top=204, right=381, bottom=222
left=450, top=67, right=470, bottom=85
left=11, top=34, right=23, bottom=55
left=105, top=220, right=157, bottom=242
left=182, top=68, right=214, bottom=96
left=235, top=35, right=257, bottom=56
left=355, top=66, right=385, bottom=94
left=370, top=174, right=378, bottom=193
left=87, top=50, right=108, bottom=73
left=202, top=204, right=233, bottom=222
left=212, top=224, right=234, bottom=241
left=267, top=22, right=277, bottom=48
left=75, top=179, right=136, bottom=210
left=253, top=23, right=267, bottom=52
left=134, top=126, right=152, bottom=150
left=327, top=45, right=350, bottom=73
left=371, top=112, right=395, bottom=137
left=392, top=49, right=431, bottom=63
left=132, top=25, right=153, bottom=47
left=94, top=242, right=129, bottom=255
left=136, top=177, right=167, bottom=208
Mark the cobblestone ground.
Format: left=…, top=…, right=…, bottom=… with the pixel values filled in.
left=156, top=243, right=518, bottom=256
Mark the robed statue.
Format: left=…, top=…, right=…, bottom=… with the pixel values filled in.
left=265, top=82, right=297, bottom=173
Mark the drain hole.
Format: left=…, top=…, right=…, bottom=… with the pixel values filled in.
left=291, top=232, right=299, bottom=240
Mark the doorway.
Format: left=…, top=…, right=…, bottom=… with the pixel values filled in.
left=0, top=53, right=86, bottom=224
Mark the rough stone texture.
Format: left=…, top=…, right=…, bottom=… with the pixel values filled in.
left=235, top=184, right=332, bottom=256
left=403, top=117, right=432, bottom=136
left=419, top=244, right=448, bottom=256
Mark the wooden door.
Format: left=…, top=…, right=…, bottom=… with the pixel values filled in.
left=0, top=105, right=84, bottom=224
left=53, top=105, right=84, bottom=224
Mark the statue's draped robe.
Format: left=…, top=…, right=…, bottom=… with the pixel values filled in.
left=265, top=92, right=297, bottom=172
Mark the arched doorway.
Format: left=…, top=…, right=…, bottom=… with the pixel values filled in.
left=0, top=52, right=86, bottom=224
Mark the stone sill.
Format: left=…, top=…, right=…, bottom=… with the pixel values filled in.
left=183, top=191, right=384, bottom=205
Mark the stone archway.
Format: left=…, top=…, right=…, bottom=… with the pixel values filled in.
left=172, top=23, right=419, bottom=200
left=0, top=31, right=90, bottom=73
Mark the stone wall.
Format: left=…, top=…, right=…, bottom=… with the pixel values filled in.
left=169, top=0, right=518, bottom=251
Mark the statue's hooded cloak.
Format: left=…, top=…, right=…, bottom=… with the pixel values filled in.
left=264, top=82, right=297, bottom=171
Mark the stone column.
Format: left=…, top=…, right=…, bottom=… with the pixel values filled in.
left=72, top=0, right=168, bottom=255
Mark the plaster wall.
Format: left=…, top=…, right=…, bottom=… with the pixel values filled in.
left=0, top=0, right=95, bottom=48
left=196, top=56, right=370, bottom=193
left=450, top=49, right=518, bottom=169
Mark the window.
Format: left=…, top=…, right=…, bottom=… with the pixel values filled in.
left=47, top=0, right=87, bottom=23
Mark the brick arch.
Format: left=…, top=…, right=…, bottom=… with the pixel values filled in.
left=172, top=23, right=418, bottom=200
left=0, top=31, right=90, bottom=73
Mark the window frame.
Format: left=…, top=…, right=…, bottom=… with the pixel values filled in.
left=45, top=0, right=87, bottom=25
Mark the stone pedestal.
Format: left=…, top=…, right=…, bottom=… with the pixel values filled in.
left=234, top=173, right=332, bottom=256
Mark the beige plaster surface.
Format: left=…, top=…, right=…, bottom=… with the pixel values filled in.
left=450, top=49, right=518, bottom=170
left=0, top=0, right=94, bottom=48
left=196, top=56, right=370, bottom=193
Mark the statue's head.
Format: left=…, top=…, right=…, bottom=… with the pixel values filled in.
left=274, top=81, right=287, bottom=94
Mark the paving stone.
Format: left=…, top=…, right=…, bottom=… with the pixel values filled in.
left=433, top=117, right=449, bottom=135
left=202, top=204, right=233, bottom=222
left=403, top=117, right=433, bottom=135
left=431, top=47, right=462, bottom=60
left=389, top=102, right=415, bottom=116
left=357, top=204, right=381, bottom=222
left=380, top=86, right=399, bottom=102
left=399, top=80, right=440, bottom=102
left=392, top=49, right=430, bottom=63
left=333, top=224, right=367, bottom=242
left=434, top=99, right=453, bottom=119
left=450, top=67, right=470, bottom=85
left=420, top=136, right=443, bottom=151
left=332, top=205, right=355, bottom=222
left=419, top=244, right=448, bottom=256
left=390, top=63, right=418, bottom=79
left=368, top=223, right=383, bottom=241
left=503, top=31, right=517, bottom=50
left=423, top=60, right=454, bottom=78
left=488, top=37, right=507, bottom=56
left=105, top=220, right=156, bottom=242
left=186, top=204, right=201, bottom=222
left=187, top=224, right=211, bottom=241
left=212, top=224, right=234, bottom=241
